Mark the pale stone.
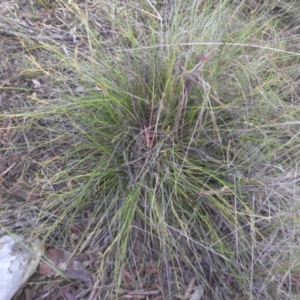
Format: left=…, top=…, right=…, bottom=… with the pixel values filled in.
left=0, top=235, right=43, bottom=300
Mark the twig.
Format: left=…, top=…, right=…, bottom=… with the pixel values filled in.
left=0, top=29, right=71, bottom=41
left=173, top=79, right=187, bottom=135
left=199, top=189, right=233, bottom=196
left=122, top=148, right=135, bottom=187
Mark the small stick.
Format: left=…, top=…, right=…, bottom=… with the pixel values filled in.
left=122, top=148, right=135, bottom=187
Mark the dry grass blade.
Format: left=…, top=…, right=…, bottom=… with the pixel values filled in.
left=1, top=0, right=300, bottom=299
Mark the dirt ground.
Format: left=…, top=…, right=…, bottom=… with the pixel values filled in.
left=0, top=1, right=189, bottom=299
left=1, top=0, right=300, bottom=299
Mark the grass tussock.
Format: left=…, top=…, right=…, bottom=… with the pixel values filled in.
left=1, top=0, right=300, bottom=299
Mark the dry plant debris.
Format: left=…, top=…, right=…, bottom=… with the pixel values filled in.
left=1, top=0, right=300, bottom=299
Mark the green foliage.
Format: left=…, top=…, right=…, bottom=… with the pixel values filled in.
left=2, top=0, right=300, bottom=298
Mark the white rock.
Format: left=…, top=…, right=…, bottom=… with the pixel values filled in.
left=0, top=235, right=43, bottom=300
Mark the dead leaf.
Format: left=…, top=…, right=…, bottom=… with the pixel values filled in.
left=32, top=79, right=41, bottom=89
left=121, top=267, right=135, bottom=284
left=57, top=284, right=71, bottom=297
left=190, top=287, right=204, bottom=300
left=0, top=79, right=11, bottom=87
left=12, top=186, right=40, bottom=201
left=196, top=54, right=208, bottom=62
left=184, top=277, right=195, bottom=299
left=65, top=293, right=77, bottom=300
left=38, top=248, right=91, bottom=282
